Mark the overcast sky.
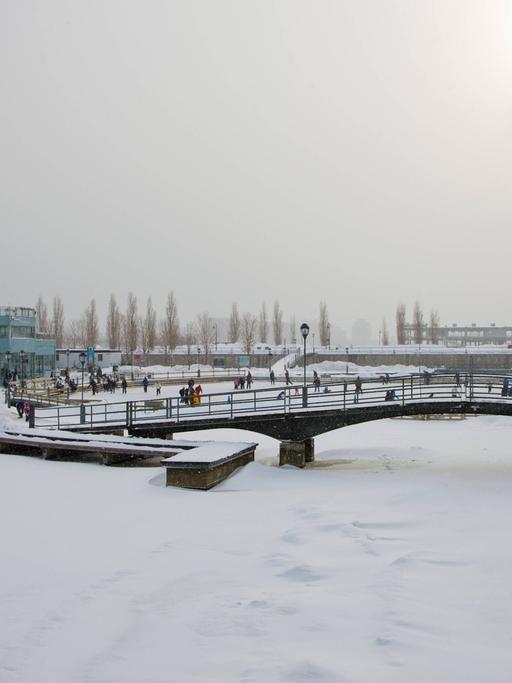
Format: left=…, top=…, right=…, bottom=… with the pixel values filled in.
left=1, top=1, right=512, bottom=339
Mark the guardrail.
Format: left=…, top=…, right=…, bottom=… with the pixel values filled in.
left=28, top=372, right=512, bottom=431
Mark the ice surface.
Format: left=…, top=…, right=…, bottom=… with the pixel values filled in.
left=2, top=403, right=512, bottom=682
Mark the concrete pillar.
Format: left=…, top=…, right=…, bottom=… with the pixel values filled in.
left=304, top=437, right=315, bottom=463
left=279, top=441, right=306, bottom=468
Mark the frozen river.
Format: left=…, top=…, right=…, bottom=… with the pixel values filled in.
left=1, top=407, right=512, bottom=682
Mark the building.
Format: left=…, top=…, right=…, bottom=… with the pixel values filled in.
left=0, top=306, right=56, bottom=379
left=404, top=322, right=512, bottom=347
left=55, top=348, right=122, bottom=370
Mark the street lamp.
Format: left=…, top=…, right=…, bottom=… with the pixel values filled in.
left=300, top=323, right=310, bottom=407
left=20, top=350, right=26, bottom=389
left=213, top=324, right=218, bottom=351
left=266, top=346, right=272, bottom=371
left=66, top=348, right=70, bottom=372
left=79, top=351, right=86, bottom=403
left=197, top=347, right=201, bottom=378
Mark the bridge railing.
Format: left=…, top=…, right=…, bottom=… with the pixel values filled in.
left=29, top=372, right=512, bottom=431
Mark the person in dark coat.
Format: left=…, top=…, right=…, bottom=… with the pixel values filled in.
left=285, top=369, right=292, bottom=385
left=501, top=378, right=509, bottom=397
left=142, top=376, right=149, bottom=393
left=121, top=377, right=128, bottom=394
left=269, top=370, right=275, bottom=385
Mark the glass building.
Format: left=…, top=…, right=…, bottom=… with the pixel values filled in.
left=0, top=306, right=56, bottom=379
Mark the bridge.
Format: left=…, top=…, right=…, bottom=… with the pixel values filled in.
left=27, top=372, right=512, bottom=467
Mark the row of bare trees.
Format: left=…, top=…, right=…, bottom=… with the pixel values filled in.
left=389, top=302, right=441, bottom=345
left=34, top=294, right=332, bottom=357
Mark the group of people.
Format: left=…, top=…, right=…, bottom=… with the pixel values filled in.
left=179, top=378, right=203, bottom=405
left=233, top=371, right=253, bottom=390
left=15, top=399, right=30, bottom=421
left=90, top=374, right=127, bottom=395
left=2, top=369, right=18, bottom=386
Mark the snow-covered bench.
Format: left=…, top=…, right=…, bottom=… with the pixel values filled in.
left=161, top=441, right=257, bottom=490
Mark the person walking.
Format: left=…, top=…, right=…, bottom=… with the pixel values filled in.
left=142, top=376, right=149, bottom=393
left=156, top=382, right=161, bottom=396
left=246, top=371, right=253, bottom=389
left=285, top=369, right=292, bottom=385
left=502, top=378, right=509, bottom=397
left=121, top=377, right=127, bottom=394
left=354, top=376, right=363, bottom=403
left=269, top=370, right=275, bottom=385
left=16, top=400, right=24, bottom=418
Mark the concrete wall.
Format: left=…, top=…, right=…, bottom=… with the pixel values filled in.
left=292, top=352, right=512, bottom=371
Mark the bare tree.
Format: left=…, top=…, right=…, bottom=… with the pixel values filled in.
left=123, top=292, right=138, bottom=355
left=429, top=309, right=440, bottom=344
left=396, top=304, right=406, bottom=345
left=35, top=296, right=49, bottom=335
left=183, top=321, right=196, bottom=369
left=106, top=293, right=122, bottom=349
left=51, top=296, right=65, bottom=347
left=196, top=312, right=215, bottom=363
left=140, top=297, right=157, bottom=353
left=64, top=320, right=84, bottom=348
left=259, top=302, right=268, bottom=343
left=319, top=301, right=330, bottom=346
left=381, top=318, right=390, bottom=345
left=83, top=299, right=99, bottom=347
left=272, top=300, right=283, bottom=345
left=289, top=314, right=297, bottom=345
left=228, top=302, right=241, bottom=343
left=413, top=301, right=424, bottom=344
left=240, top=313, right=257, bottom=355
left=162, top=291, right=180, bottom=356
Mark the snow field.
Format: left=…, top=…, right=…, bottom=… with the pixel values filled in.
left=1, top=412, right=512, bottom=681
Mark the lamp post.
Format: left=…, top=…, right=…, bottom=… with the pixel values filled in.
left=300, top=323, right=310, bottom=407
left=197, top=347, right=201, bottom=378
left=213, top=324, right=218, bottom=351
left=5, top=351, right=11, bottom=377
left=20, top=350, right=26, bottom=389
left=79, top=351, right=86, bottom=404
left=66, top=348, right=70, bottom=373
left=266, top=346, right=272, bottom=371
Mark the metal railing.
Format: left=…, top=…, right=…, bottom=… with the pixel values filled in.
left=28, top=372, right=512, bottom=431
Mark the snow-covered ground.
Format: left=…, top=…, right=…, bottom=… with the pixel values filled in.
left=2, top=404, right=512, bottom=681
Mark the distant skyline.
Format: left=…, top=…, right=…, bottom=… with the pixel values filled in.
left=2, top=1, right=511, bottom=332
